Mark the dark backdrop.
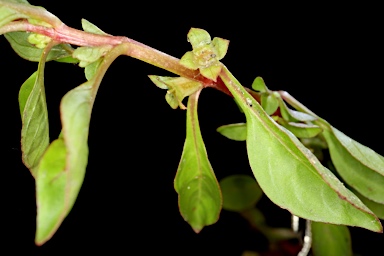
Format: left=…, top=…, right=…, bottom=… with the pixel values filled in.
left=2, top=1, right=383, bottom=255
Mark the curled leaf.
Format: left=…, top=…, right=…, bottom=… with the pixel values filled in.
left=72, top=45, right=113, bottom=67
left=174, top=90, right=222, bottom=233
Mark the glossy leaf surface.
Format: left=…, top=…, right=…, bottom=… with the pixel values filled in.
left=174, top=90, right=222, bottom=233
left=323, top=126, right=384, bottom=204
left=311, top=222, right=352, bottom=256
left=216, top=123, right=247, bottom=141
left=219, top=66, right=382, bottom=232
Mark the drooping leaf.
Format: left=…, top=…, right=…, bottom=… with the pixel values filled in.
left=174, top=90, right=222, bottom=233
left=35, top=138, right=67, bottom=245
left=217, top=123, right=247, bottom=141
left=81, top=18, right=107, bottom=35
left=4, top=31, right=74, bottom=62
left=311, top=222, right=352, bottom=256
left=18, top=42, right=52, bottom=177
left=35, top=44, right=129, bottom=245
left=84, top=57, right=103, bottom=80
left=220, top=174, right=262, bottom=212
left=322, top=126, right=384, bottom=204
left=275, top=117, right=322, bottom=138
left=219, top=65, right=382, bottom=232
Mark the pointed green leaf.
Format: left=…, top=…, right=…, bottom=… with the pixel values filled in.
left=35, top=138, right=67, bottom=245
left=81, top=18, right=107, bottom=35
left=351, top=188, right=384, bottom=220
left=251, top=77, right=267, bottom=92
left=220, top=174, right=262, bottom=212
left=165, top=91, right=178, bottom=109
left=261, top=93, right=279, bottom=115
left=278, top=98, right=317, bottom=122
left=322, top=126, right=384, bottom=204
left=72, top=45, right=112, bottom=67
left=4, top=31, right=74, bottom=62
left=220, top=66, right=382, bottom=232
left=311, top=222, right=352, bottom=256
left=174, top=90, right=222, bottom=233
left=187, top=27, right=211, bottom=49
left=84, top=58, right=103, bottom=80
left=275, top=117, right=322, bottom=138
left=34, top=44, right=129, bottom=245
left=200, top=64, right=221, bottom=81
left=179, top=51, right=198, bottom=70
left=211, top=37, right=229, bottom=60
left=148, top=75, right=169, bottom=89
left=19, top=42, right=52, bottom=177
left=217, top=123, right=247, bottom=141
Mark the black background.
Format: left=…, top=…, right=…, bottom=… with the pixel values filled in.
left=1, top=1, right=383, bottom=255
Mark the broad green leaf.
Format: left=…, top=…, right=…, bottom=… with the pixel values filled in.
left=19, top=42, right=52, bottom=177
left=322, top=126, right=384, bottom=204
left=174, top=90, right=222, bottom=233
left=211, top=37, right=229, bottom=60
left=278, top=98, right=317, bottom=122
left=251, top=76, right=267, bottom=92
left=165, top=91, right=178, bottom=109
left=35, top=44, right=129, bottom=245
left=72, top=45, right=112, bottom=67
left=311, top=222, right=352, bottom=256
left=220, top=174, right=262, bottom=212
left=217, top=123, right=246, bottom=141
left=200, top=64, right=221, bottom=82
left=81, top=18, right=107, bottom=35
left=275, top=117, right=322, bottom=138
left=261, top=93, right=279, bottom=115
left=179, top=51, right=198, bottom=70
left=35, top=138, right=67, bottom=245
left=351, top=188, right=384, bottom=220
left=4, top=31, right=74, bottom=62
left=219, top=65, right=382, bottom=232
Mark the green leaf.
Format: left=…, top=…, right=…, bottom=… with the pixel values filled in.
left=217, top=123, right=247, bottom=141
left=19, top=42, right=52, bottom=177
left=84, top=58, right=103, bottom=80
left=211, top=37, right=229, bottom=60
left=275, top=117, right=322, bottom=138
left=187, top=27, right=211, bottom=49
left=251, top=77, right=267, bottom=92
left=322, top=126, right=384, bottom=204
left=351, top=188, right=384, bottom=220
left=311, top=222, right=352, bottom=256
left=219, top=65, right=382, bottom=232
left=34, top=44, right=129, bottom=245
left=220, top=174, right=262, bottom=212
left=200, top=64, right=222, bottom=82
left=174, top=90, right=222, bottom=233
left=0, top=3, right=28, bottom=28
left=4, top=31, right=74, bottom=62
left=72, top=45, right=112, bottom=67
left=148, top=76, right=203, bottom=109
left=35, top=138, right=67, bottom=245
left=278, top=98, right=317, bottom=122
left=261, top=93, right=279, bottom=115
left=81, top=18, right=107, bottom=35
left=179, top=51, right=198, bottom=70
